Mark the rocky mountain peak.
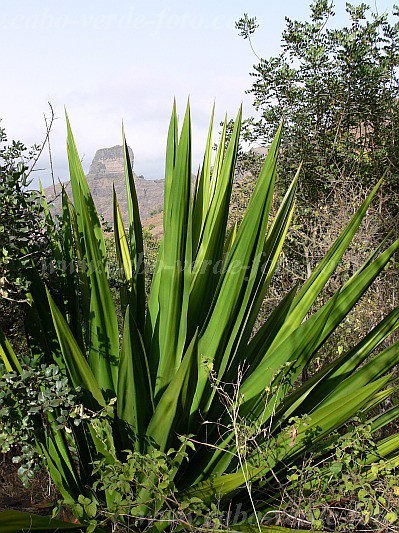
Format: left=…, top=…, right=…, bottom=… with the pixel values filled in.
left=44, top=144, right=163, bottom=222
left=87, top=145, right=136, bottom=179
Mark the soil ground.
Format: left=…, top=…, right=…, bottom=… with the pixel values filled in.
left=0, top=453, right=58, bottom=514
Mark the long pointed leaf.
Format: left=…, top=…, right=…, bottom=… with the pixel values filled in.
left=117, top=305, right=154, bottom=452
left=79, top=186, right=119, bottom=395
left=147, top=333, right=198, bottom=452
left=47, top=288, right=105, bottom=410
left=154, top=102, right=192, bottom=399
left=123, top=128, right=146, bottom=333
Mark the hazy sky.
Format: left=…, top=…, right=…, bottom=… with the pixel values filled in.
left=1, top=0, right=396, bottom=187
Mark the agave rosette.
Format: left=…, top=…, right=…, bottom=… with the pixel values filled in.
left=1, top=102, right=399, bottom=532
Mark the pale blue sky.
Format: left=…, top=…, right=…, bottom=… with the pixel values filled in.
left=1, top=0, right=396, bottom=186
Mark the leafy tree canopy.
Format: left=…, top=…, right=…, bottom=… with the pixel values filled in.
left=237, top=1, right=399, bottom=204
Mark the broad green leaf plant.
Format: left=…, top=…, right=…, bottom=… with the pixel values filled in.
left=1, top=102, right=399, bottom=532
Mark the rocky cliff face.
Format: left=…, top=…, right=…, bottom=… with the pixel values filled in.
left=87, top=145, right=135, bottom=179
left=45, top=145, right=164, bottom=222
